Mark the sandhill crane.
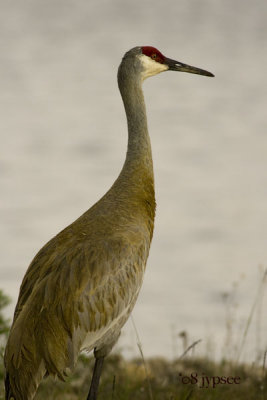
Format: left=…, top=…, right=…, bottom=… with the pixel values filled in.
left=4, top=46, right=214, bottom=400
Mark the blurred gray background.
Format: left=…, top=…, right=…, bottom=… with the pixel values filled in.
left=1, top=0, right=267, bottom=363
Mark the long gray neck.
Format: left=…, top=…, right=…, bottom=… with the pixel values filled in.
left=91, top=56, right=155, bottom=233
left=117, top=62, right=153, bottom=181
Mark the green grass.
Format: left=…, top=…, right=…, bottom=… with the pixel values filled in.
left=1, top=352, right=266, bottom=400
left=0, top=289, right=10, bottom=400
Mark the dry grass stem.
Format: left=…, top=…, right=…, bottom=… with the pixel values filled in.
left=236, top=269, right=267, bottom=362
left=131, top=315, right=154, bottom=400
left=179, top=339, right=202, bottom=360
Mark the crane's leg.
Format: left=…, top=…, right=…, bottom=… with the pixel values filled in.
left=86, top=354, right=105, bottom=400
left=86, top=334, right=121, bottom=400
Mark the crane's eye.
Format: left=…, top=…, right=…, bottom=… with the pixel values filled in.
left=151, top=54, right=157, bottom=60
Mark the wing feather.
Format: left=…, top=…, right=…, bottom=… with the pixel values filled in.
left=7, top=219, right=150, bottom=379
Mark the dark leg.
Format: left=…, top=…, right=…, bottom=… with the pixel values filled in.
left=87, top=355, right=105, bottom=400
left=86, top=334, right=121, bottom=400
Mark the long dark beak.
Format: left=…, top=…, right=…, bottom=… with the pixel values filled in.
left=165, top=57, right=214, bottom=77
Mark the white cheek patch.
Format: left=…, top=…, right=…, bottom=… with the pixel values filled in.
left=139, top=55, right=168, bottom=81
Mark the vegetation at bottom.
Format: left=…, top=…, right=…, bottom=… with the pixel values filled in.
left=0, top=285, right=266, bottom=400
left=0, top=289, right=10, bottom=391
left=1, top=352, right=266, bottom=400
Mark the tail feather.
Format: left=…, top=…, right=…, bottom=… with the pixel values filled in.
left=4, top=320, right=46, bottom=400
left=4, top=372, right=11, bottom=400
left=4, top=306, right=73, bottom=399
left=4, top=357, right=46, bottom=400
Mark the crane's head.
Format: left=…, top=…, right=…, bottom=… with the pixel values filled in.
left=131, top=46, right=214, bottom=81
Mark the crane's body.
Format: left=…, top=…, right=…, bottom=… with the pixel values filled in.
left=4, top=46, right=213, bottom=400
